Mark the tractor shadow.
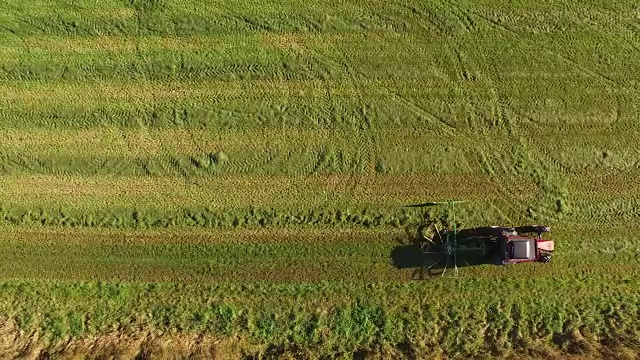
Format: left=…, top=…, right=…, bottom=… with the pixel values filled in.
left=391, top=226, right=500, bottom=278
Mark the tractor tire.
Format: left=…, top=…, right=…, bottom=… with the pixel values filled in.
left=539, top=253, right=552, bottom=263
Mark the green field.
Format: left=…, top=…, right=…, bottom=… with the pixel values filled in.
left=1, top=0, right=639, bottom=358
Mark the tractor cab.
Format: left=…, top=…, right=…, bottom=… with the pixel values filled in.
left=501, top=236, right=536, bottom=262
left=498, top=235, right=554, bottom=264
left=511, top=237, right=536, bottom=260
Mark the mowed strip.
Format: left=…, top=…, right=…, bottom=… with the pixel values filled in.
left=562, top=171, right=640, bottom=222
left=0, top=79, right=360, bottom=106
left=0, top=128, right=340, bottom=157
left=567, top=171, right=640, bottom=199
left=0, top=228, right=400, bottom=282
left=0, top=126, right=636, bottom=172
left=0, top=227, right=399, bottom=246
left=0, top=126, right=637, bottom=180
left=0, top=32, right=336, bottom=60
left=0, top=226, right=635, bottom=284
left=0, top=173, right=538, bottom=210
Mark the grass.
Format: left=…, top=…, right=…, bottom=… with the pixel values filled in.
left=0, top=0, right=639, bottom=357
left=0, top=279, right=638, bottom=357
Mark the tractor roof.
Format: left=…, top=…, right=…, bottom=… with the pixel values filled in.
left=508, top=237, right=536, bottom=260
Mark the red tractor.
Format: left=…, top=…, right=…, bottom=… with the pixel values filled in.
left=406, top=201, right=555, bottom=275
left=456, top=225, right=555, bottom=264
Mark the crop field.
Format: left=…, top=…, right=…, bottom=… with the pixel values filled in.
left=1, top=0, right=640, bottom=358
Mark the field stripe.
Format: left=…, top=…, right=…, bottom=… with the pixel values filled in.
left=0, top=173, right=538, bottom=210
left=0, top=227, right=635, bottom=283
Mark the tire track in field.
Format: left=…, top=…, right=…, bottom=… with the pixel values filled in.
left=475, top=97, right=569, bottom=223
left=475, top=143, right=529, bottom=223
left=305, top=51, right=340, bottom=127
left=435, top=32, right=529, bottom=222
left=423, top=3, right=585, bottom=221
left=486, top=107, right=540, bottom=220
left=403, top=3, right=449, bottom=36
left=388, top=93, right=456, bottom=136
left=4, top=156, right=45, bottom=174
left=449, top=4, right=477, bottom=33
left=515, top=142, right=572, bottom=221
left=401, top=0, right=472, bottom=36
left=445, top=0, right=627, bottom=90
left=579, top=2, right=640, bottom=56
left=304, top=47, right=375, bottom=197
left=463, top=57, right=556, bottom=223
left=302, top=49, right=352, bottom=185
left=337, top=47, right=384, bottom=194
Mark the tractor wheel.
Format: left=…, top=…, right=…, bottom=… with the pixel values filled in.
left=539, top=253, right=552, bottom=263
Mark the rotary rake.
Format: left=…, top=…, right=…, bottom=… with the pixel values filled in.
left=406, top=200, right=485, bottom=277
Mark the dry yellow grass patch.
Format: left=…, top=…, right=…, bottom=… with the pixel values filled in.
left=348, top=173, right=539, bottom=203
left=0, top=128, right=160, bottom=157
left=23, top=36, right=137, bottom=53
left=0, top=174, right=327, bottom=209
left=0, top=173, right=538, bottom=210
left=0, top=79, right=356, bottom=106
left=0, top=128, right=338, bottom=157
left=0, top=226, right=397, bottom=246
left=263, top=32, right=306, bottom=51
left=10, top=34, right=255, bottom=56
left=567, top=171, right=640, bottom=198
